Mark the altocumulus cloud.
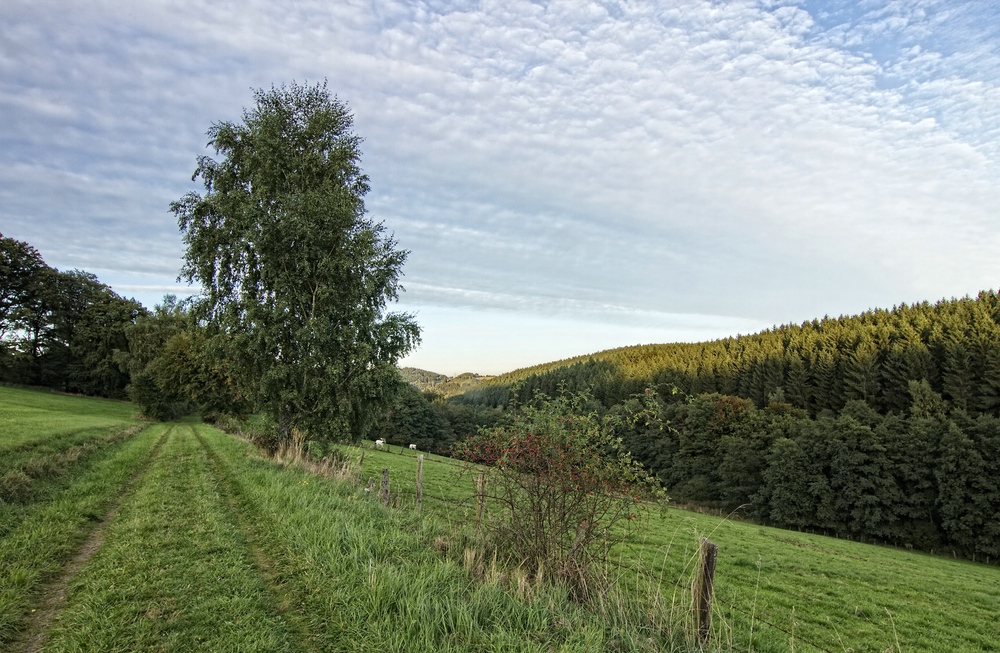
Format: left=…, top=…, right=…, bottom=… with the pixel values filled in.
left=1, top=0, right=998, bottom=374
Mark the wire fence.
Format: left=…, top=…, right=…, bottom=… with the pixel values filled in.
left=334, top=442, right=852, bottom=652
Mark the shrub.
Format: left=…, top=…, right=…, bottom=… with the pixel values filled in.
left=453, top=390, right=665, bottom=600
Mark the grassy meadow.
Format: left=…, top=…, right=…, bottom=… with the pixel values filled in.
left=351, top=442, right=1000, bottom=652
left=1, top=386, right=999, bottom=651
left=0, top=386, right=140, bottom=452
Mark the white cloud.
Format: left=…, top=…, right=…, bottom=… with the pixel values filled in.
left=2, top=0, right=999, bottom=373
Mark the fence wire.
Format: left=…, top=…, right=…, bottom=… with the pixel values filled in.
left=344, top=443, right=846, bottom=653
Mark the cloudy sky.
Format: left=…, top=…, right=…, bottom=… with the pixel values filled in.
left=3, top=0, right=999, bottom=375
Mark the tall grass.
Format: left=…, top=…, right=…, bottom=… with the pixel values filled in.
left=342, top=440, right=1000, bottom=652
left=197, top=425, right=702, bottom=652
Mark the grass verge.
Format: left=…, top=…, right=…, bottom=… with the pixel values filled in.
left=345, top=440, right=1000, bottom=652
left=198, top=424, right=690, bottom=652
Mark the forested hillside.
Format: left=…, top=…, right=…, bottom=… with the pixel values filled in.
left=399, top=367, right=492, bottom=397
left=399, top=367, right=450, bottom=391
left=414, top=291, right=1000, bottom=562
left=458, top=291, right=1000, bottom=417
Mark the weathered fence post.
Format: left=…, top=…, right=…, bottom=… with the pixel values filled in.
left=475, top=472, right=486, bottom=531
left=357, top=451, right=365, bottom=484
left=380, top=468, right=390, bottom=506
left=693, top=537, right=718, bottom=644
left=416, top=454, right=424, bottom=514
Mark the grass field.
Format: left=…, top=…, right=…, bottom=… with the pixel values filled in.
left=0, top=386, right=140, bottom=453
left=351, top=442, right=1000, bottom=652
left=2, top=389, right=999, bottom=652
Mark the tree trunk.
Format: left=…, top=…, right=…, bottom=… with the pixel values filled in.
left=277, top=408, right=293, bottom=444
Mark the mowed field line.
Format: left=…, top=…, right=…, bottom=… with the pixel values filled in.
left=11, top=425, right=173, bottom=653
left=40, top=425, right=302, bottom=653
left=0, top=424, right=163, bottom=645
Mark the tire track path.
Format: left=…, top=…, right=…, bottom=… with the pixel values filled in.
left=35, top=424, right=301, bottom=653
left=194, top=426, right=320, bottom=653
left=9, top=425, right=171, bottom=653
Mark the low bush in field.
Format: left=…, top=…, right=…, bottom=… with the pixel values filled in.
left=453, top=390, right=665, bottom=600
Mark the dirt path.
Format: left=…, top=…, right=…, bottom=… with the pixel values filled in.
left=9, top=426, right=172, bottom=653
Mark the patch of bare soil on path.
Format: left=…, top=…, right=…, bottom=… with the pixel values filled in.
left=9, top=427, right=171, bottom=653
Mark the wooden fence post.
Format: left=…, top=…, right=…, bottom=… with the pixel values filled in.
left=357, top=451, right=365, bottom=484
left=416, top=455, right=424, bottom=514
left=380, top=468, right=390, bottom=506
left=476, top=472, right=486, bottom=531
left=693, top=537, right=718, bottom=644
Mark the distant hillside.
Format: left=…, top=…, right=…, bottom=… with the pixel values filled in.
left=398, top=367, right=450, bottom=390
left=398, top=367, right=493, bottom=397
left=456, top=289, right=1000, bottom=418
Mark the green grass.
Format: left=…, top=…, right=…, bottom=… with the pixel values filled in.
left=4, top=388, right=998, bottom=652
left=0, top=386, right=141, bottom=453
left=348, top=441, right=1000, bottom=652
left=0, top=424, right=162, bottom=643
left=44, top=425, right=299, bottom=653
left=0, top=386, right=148, bottom=541
left=196, top=425, right=685, bottom=652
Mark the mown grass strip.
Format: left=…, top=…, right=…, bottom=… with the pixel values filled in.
left=194, top=430, right=322, bottom=653
left=198, top=425, right=683, bottom=653
left=42, top=426, right=300, bottom=653
left=0, top=424, right=162, bottom=644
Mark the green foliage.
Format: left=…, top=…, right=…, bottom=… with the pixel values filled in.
left=0, top=234, right=146, bottom=397
left=119, top=296, right=247, bottom=421
left=615, top=387, right=1000, bottom=560
left=454, top=391, right=665, bottom=600
left=372, top=380, right=503, bottom=455
left=173, top=82, right=419, bottom=443
left=372, top=382, right=453, bottom=453
left=460, top=290, right=1000, bottom=421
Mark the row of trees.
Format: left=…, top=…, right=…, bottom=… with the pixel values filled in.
left=0, top=235, right=144, bottom=397
left=613, top=388, right=1000, bottom=559
left=370, top=384, right=502, bottom=454
left=0, top=234, right=244, bottom=420
left=432, top=295, right=1000, bottom=561
left=461, top=291, right=1000, bottom=419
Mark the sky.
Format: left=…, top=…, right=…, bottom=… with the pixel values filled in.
left=2, top=0, right=999, bottom=376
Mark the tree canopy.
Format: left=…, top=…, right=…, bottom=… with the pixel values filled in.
left=0, top=233, right=146, bottom=396
left=172, top=82, right=420, bottom=442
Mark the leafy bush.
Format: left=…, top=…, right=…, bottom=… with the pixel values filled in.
left=453, top=390, right=665, bottom=600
